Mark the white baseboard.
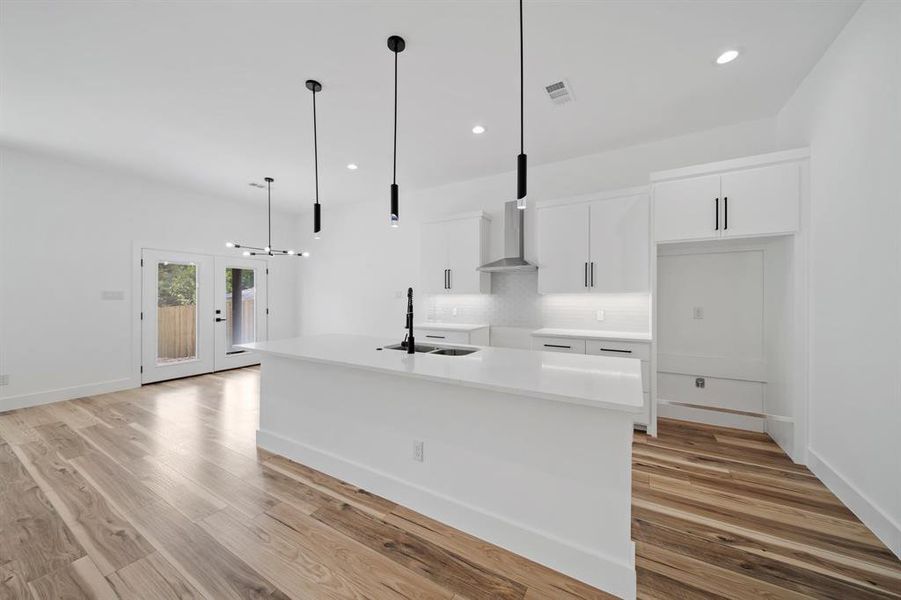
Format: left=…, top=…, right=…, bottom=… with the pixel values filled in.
left=258, top=429, right=637, bottom=600
left=0, top=377, right=137, bottom=412
left=657, top=399, right=764, bottom=431
left=807, top=448, right=900, bottom=559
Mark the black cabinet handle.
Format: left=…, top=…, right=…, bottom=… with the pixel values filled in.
left=590, top=262, right=595, bottom=287
left=425, top=335, right=446, bottom=339
left=715, top=198, right=719, bottom=230
left=584, top=262, right=588, bottom=287
left=600, top=348, right=632, bottom=354
left=444, top=269, right=449, bottom=289
left=724, top=196, right=728, bottom=230
left=447, top=269, right=451, bottom=289
left=544, top=343, right=572, bottom=349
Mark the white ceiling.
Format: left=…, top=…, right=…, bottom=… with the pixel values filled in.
left=1, top=0, right=859, bottom=211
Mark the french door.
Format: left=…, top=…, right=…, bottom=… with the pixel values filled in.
left=141, top=249, right=268, bottom=384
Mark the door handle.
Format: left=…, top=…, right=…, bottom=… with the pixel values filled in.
left=724, top=196, right=728, bottom=230
left=215, top=317, right=227, bottom=322
left=715, top=198, right=719, bottom=230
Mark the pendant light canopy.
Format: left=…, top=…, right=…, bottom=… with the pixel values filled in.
left=226, top=178, right=309, bottom=257
left=516, top=0, right=527, bottom=210
left=387, top=35, right=405, bottom=228
left=306, top=79, right=323, bottom=239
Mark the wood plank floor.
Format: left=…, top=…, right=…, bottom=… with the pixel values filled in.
left=1, top=367, right=898, bottom=599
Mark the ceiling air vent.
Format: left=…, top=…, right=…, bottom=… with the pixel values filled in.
left=545, top=79, right=573, bottom=105
left=248, top=182, right=266, bottom=189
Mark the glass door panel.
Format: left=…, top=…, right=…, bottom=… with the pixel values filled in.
left=214, top=257, right=268, bottom=371
left=157, top=262, right=199, bottom=364
left=142, top=250, right=214, bottom=383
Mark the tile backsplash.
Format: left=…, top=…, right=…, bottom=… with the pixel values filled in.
left=424, top=272, right=650, bottom=332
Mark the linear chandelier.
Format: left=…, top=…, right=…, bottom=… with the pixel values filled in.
left=307, top=79, right=323, bottom=239
left=226, top=177, right=309, bottom=257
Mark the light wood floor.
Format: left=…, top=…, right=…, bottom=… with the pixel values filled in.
left=0, top=368, right=898, bottom=599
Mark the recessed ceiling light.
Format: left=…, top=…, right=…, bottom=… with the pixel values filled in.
left=472, top=125, right=485, bottom=134
left=346, top=163, right=358, bottom=170
left=716, top=49, right=739, bottom=65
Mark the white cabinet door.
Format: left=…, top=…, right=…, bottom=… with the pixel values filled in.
left=653, top=174, right=721, bottom=242
left=721, top=163, right=800, bottom=238
left=421, top=221, right=448, bottom=293
left=537, top=203, right=590, bottom=294
left=589, top=194, right=649, bottom=292
left=446, top=217, right=485, bottom=294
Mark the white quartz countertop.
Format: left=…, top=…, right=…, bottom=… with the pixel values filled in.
left=531, top=328, right=652, bottom=343
left=242, top=334, right=642, bottom=413
left=413, top=322, right=490, bottom=332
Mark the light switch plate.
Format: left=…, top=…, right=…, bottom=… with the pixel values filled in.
left=692, top=306, right=704, bottom=319
left=452, top=307, right=458, bottom=316
left=595, top=309, right=605, bottom=321
left=101, top=290, right=125, bottom=301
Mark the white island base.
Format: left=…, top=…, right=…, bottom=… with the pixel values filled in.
left=247, top=335, right=641, bottom=599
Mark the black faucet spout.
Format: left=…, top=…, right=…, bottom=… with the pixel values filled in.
left=405, top=287, right=414, bottom=354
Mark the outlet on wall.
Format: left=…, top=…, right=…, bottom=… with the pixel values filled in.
left=452, top=307, right=458, bottom=316
left=692, top=306, right=704, bottom=320
left=413, top=440, right=424, bottom=462
left=595, top=309, right=605, bottom=321
left=0, top=374, right=8, bottom=386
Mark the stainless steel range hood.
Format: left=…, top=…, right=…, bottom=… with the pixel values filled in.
left=477, top=200, right=537, bottom=272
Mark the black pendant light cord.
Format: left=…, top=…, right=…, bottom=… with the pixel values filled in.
left=393, top=49, right=398, bottom=186
left=520, top=0, right=524, bottom=155
left=267, top=178, right=272, bottom=251
left=313, top=88, right=319, bottom=204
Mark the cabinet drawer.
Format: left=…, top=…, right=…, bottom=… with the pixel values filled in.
left=586, top=340, right=650, bottom=361
left=533, top=337, right=586, bottom=354
left=418, top=330, right=469, bottom=345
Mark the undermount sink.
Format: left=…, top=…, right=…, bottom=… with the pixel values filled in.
left=382, top=343, right=478, bottom=356
left=431, top=348, right=477, bottom=356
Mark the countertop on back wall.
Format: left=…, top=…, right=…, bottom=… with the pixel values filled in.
left=414, top=322, right=490, bottom=332
left=531, top=328, right=652, bottom=342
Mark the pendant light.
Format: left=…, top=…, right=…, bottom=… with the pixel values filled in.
left=387, top=35, right=405, bottom=228
left=306, top=79, right=323, bottom=239
left=516, top=0, right=527, bottom=210
left=225, top=178, right=309, bottom=257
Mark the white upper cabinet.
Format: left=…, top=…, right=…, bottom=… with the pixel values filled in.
left=589, top=193, right=649, bottom=292
left=537, top=191, right=650, bottom=294
left=421, top=213, right=490, bottom=295
left=720, top=163, right=800, bottom=238
left=652, top=150, right=805, bottom=243
left=537, top=203, right=590, bottom=294
left=653, top=174, right=721, bottom=242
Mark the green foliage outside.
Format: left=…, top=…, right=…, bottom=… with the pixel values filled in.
left=157, top=264, right=255, bottom=307
left=226, top=269, right=255, bottom=294
left=158, top=263, right=197, bottom=307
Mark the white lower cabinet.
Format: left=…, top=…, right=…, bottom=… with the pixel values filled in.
left=412, top=325, right=490, bottom=346
left=532, top=334, right=653, bottom=429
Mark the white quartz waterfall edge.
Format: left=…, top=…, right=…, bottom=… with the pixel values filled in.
left=257, top=428, right=637, bottom=598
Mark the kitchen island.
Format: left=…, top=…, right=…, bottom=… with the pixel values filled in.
left=243, top=334, right=643, bottom=599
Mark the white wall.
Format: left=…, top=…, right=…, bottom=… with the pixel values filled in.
left=776, top=0, right=901, bottom=557
left=298, top=117, right=781, bottom=341
left=0, top=145, right=301, bottom=410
